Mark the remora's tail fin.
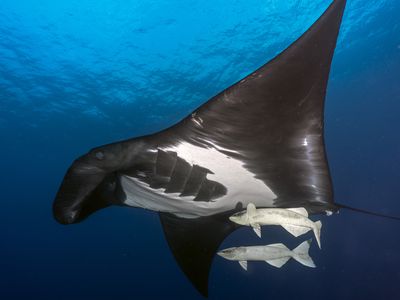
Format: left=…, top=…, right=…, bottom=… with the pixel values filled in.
left=313, top=221, right=322, bottom=249
left=292, top=239, right=316, bottom=268
left=159, top=212, right=239, bottom=297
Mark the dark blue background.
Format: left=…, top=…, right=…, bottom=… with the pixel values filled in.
left=1, top=0, right=400, bottom=299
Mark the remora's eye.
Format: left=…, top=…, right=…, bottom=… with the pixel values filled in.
left=95, top=151, right=105, bottom=160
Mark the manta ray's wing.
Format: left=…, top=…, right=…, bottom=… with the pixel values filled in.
left=159, top=212, right=239, bottom=297
left=157, top=0, right=346, bottom=214
left=155, top=0, right=346, bottom=294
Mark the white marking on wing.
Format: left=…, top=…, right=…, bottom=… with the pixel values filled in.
left=160, top=141, right=276, bottom=206
left=121, top=141, right=277, bottom=217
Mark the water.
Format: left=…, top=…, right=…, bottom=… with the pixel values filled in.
left=1, top=0, right=400, bottom=299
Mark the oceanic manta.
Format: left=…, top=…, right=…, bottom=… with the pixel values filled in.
left=53, top=0, right=347, bottom=296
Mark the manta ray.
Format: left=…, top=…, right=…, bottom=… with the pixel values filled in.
left=53, top=0, right=347, bottom=296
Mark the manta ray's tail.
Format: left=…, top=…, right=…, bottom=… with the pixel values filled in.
left=336, top=203, right=400, bottom=221
left=292, top=239, right=316, bottom=268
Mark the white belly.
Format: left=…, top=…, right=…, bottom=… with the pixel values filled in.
left=121, top=141, right=277, bottom=218
left=121, top=175, right=276, bottom=218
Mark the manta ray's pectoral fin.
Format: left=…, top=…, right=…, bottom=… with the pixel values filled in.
left=167, top=0, right=347, bottom=214
left=159, top=212, right=239, bottom=297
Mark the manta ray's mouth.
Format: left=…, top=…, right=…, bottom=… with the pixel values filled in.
left=53, top=162, right=119, bottom=224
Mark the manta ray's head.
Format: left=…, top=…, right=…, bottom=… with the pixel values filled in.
left=53, top=142, right=133, bottom=225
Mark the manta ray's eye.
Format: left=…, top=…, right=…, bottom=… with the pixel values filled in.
left=95, top=151, right=105, bottom=160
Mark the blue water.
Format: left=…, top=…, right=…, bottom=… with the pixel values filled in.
left=1, top=0, right=400, bottom=299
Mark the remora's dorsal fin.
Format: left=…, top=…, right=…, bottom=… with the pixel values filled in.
left=159, top=212, right=239, bottom=297
left=269, top=243, right=289, bottom=250
left=163, top=0, right=347, bottom=214
left=287, top=207, right=309, bottom=217
left=265, top=257, right=291, bottom=268
left=281, top=224, right=311, bottom=237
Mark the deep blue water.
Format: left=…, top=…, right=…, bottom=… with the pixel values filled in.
left=1, top=0, right=400, bottom=299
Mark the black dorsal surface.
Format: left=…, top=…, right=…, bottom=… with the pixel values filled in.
left=53, top=0, right=347, bottom=297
